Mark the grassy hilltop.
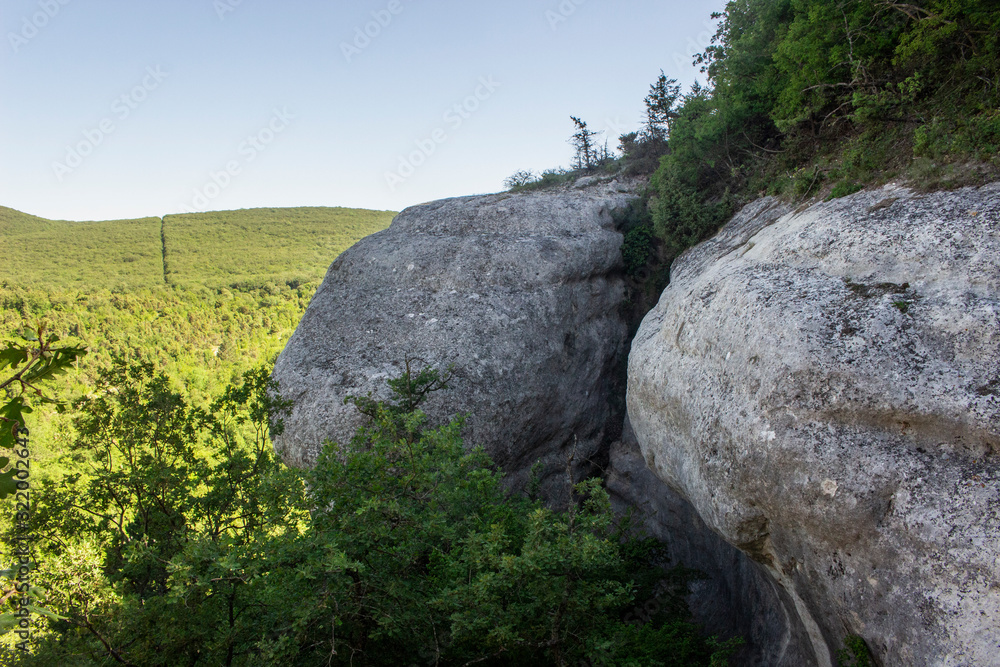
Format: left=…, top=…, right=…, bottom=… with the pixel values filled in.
left=161, top=207, right=395, bottom=288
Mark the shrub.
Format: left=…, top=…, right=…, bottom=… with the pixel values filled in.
left=8, top=362, right=741, bottom=666
left=503, top=169, right=538, bottom=189
left=836, top=635, right=875, bottom=667
left=828, top=181, right=864, bottom=200
left=623, top=225, right=654, bottom=276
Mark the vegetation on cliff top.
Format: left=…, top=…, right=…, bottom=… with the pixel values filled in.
left=511, top=0, right=999, bottom=278
left=649, top=0, right=1000, bottom=259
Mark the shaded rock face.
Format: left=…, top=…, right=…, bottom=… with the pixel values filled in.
left=607, top=421, right=819, bottom=667
left=272, top=185, right=635, bottom=495
left=628, top=184, right=1000, bottom=666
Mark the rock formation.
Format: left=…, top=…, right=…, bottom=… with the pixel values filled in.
left=275, top=176, right=1000, bottom=665
left=272, top=182, right=636, bottom=496
left=628, top=183, right=1000, bottom=666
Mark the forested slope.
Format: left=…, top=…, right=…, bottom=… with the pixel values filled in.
left=0, top=207, right=163, bottom=289
left=0, top=205, right=395, bottom=457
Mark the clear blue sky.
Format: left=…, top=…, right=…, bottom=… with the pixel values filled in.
left=1, top=0, right=726, bottom=221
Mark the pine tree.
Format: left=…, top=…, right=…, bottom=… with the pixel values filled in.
left=569, top=116, right=600, bottom=171
left=644, top=71, right=681, bottom=140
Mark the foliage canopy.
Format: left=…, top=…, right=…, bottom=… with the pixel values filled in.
left=4, top=363, right=740, bottom=666
left=646, top=0, right=1000, bottom=264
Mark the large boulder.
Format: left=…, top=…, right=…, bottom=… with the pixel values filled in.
left=272, top=184, right=636, bottom=495
left=628, top=183, right=1000, bottom=666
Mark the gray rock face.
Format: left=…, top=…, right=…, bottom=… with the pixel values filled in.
left=272, top=185, right=635, bottom=495
left=607, top=421, right=819, bottom=667
left=628, top=183, right=1000, bottom=666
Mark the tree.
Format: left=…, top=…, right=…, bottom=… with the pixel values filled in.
left=503, top=169, right=538, bottom=189
left=644, top=71, right=682, bottom=140
left=619, top=131, right=640, bottom=156
left=1, top=327, right=86, bottom=494
left=569, top=116, right=601, bottom=171
left=9, top=361, right=741, bottom=666
left=0, top=326, right=85, bottom=642
left=7, top=361, right=305, bottom=665
left=266, top=362, right=741, bottom=666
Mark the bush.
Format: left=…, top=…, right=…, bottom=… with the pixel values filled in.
left=914, top=112, right=1000, bottom=165
left=828, top=181, right=864, bottom=200
left=619, top=133, right=670, bottom=176
left=836, top=635, right=874, bottom=667
left=511, top=168, right=577, bottom=192
left=503, top=169, right=538, bottom=189
left=7, top=362, right=741, bottom=666
left=623, top=226, right=654, bottom=276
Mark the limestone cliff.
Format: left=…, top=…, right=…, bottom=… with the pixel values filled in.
left=628, top=183, right=1000, bottom=666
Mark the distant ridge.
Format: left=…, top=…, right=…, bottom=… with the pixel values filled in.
left=0, top=205, right=396, bottom=290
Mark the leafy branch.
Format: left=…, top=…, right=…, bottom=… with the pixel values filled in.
left=0, top=325, right=86, bottom=499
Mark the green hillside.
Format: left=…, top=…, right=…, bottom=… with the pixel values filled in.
left=0, top=205, right=395, bottom=291
left=0, top=207, right=163, bottom=289
left=0, top=205, right=395, bottom=440
left=163, top=207, right=394, bottom=288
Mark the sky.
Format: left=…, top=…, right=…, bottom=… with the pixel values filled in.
left=0, top=0, right=727, bottom=221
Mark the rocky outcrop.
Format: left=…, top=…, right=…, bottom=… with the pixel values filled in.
left=272, top=182, right=636, bottom=496
left=628, top=183, right=1000, bottom=666
left=273, top=180, right=822, bottom=664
